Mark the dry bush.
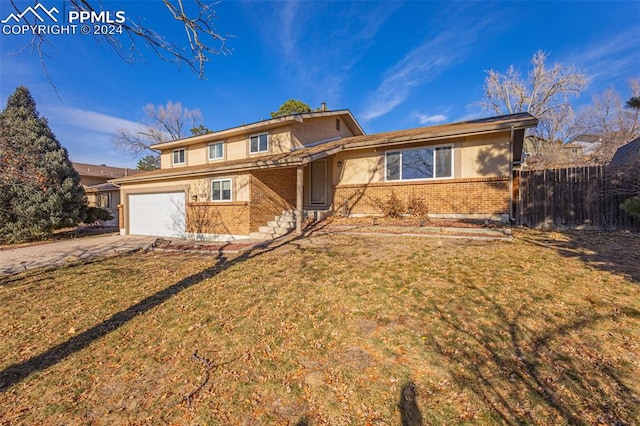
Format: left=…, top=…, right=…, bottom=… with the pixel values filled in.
left=375, top=191, right=404, bottom=219
left=406, top=194, right=430, bottom=221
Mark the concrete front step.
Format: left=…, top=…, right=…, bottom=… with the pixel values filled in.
left=280, top=210, right=296, bottom=219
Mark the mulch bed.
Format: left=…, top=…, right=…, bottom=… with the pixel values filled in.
left=321, top=216, right=506, bottom=229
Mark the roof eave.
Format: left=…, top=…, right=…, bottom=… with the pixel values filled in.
left=149, top=109, right=364, bottom=150
left=340, top=117, right=538, bottom=152
left=111, top=158, right=307, bottom=185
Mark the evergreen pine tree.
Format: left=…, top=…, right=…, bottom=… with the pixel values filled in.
left=0, top=86, right=86, bottom=243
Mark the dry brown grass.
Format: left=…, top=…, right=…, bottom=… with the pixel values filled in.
left=0, top=229, right=638, bottom=425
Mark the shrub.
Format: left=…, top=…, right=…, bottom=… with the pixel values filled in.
left=84, top=207, right=113, bottom=223
left=376, top=191, right=404, bottom=218
left=621, top=196, right=640, bottom=219
left=406, top=194, right=430, bottom=220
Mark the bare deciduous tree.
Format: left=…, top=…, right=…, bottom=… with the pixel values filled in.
left=480, top=50, right=587, bottom=146
left=9, top=0, right=229, bottom=81
left=112, top=101, right=204, bottom=162
left=571, top=79, right=640, bottom=164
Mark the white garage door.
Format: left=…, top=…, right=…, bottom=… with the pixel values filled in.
left=129, top=192, right=186, bottom=238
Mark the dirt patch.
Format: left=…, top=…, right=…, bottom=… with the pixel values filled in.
left=149, top=237, right=264, bottom=253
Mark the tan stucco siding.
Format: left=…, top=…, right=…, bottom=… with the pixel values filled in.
left=331, top=133, right=510, bottom=186
left=120, top=174, right=249, bottom=203
left=291, top=116, right=357, bottom=148
left=460, top=133, right=511, bottom=178
left=228, top=127, right=294, bottom=159
left=333, top=149, right=385, bottom=185
left=157, top=128, right=295, bottom=169
left=160, top=151, right=171, bottom=169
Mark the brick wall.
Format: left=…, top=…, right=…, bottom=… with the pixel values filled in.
left=333, top=177, right=510, bottom=216
left=249, top=168, right=297, bottom=232
left=186, top=202, right=250, bottom=235
left=184, top=168, right=297, bottom=237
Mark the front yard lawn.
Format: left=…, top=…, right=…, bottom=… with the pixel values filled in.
left=0, top=230, right=638, bottom=424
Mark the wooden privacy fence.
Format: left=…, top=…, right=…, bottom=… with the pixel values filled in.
left=516, top=166, right=640, bottom=230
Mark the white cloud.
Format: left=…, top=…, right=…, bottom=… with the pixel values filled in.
left=360, top=10, right=502, bottom=122
left=38, top=106, right=143, bottom=168
left=416, top=113, right=447, bottom=124
left=564, top=29, right=639, bottom=89
left=41, top=106, right=142, bottom=134
left=361, top=32, right=463, bottom=121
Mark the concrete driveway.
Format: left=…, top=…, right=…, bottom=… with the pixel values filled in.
left=0, top=234, right=156, bottom=276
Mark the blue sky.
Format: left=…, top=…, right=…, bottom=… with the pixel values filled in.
left=1, top=0, right=638, bottom=168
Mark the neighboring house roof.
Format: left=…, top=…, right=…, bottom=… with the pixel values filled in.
left=73, top=162, right=141, bottom=179
left=609, top=137, right=640, bottom=167
left=149, top=110, right=365, bottom=150
left=84, top=182, right=120, bottom=193
left=113, top=112, right=538, bottom=185
left=570, top=134, right=604, bottom=154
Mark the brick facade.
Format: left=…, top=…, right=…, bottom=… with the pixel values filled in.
left=333, top=177, right=510, bottom=216
left=186, top=202, right=251, bottom=235
left=185, top=168, right=297, bottom=236
left=249, top=168, right=297, bottom=232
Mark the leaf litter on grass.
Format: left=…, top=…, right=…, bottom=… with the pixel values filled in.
left=0, top=230, right=638, bottom=424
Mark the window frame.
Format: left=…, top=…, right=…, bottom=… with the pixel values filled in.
left=208, top=141, right=225, bottom=161
left=249, top=132, right=269, bottom=154
left=97, top=192, right=111, bottom=209
left=211, top=178, right=233, bottom=202
left=384, top=144, right=454, bottom=182
left=172, top=148, right=186, bottom=165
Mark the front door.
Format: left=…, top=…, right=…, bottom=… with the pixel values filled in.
left=310, top=159, right=327, bottom=206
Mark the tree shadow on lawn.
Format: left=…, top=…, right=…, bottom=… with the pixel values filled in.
left=518, top=230, right=640, bottom=284
left=427, top=284, right=640, bottom=425
left=0, top=225, right=320, bottom=392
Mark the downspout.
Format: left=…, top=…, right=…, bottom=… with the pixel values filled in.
left=509, top=126, right=515, bottom=222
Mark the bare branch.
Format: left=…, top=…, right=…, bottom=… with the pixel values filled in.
left=111, top=101, right=206, bottom=162
left=571, top=79, right=640, bottom=164
left=13, top=0, right=231, bottom=83
left=479, top=50, right=586, bottom=144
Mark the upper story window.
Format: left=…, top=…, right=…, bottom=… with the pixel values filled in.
left=173, top=148, right=186, bottom=165
left=386, top=145, right=453, bottom=181
left=250, top=133, right=269, bottom=154
left=208, top=142, right=224, bottom=160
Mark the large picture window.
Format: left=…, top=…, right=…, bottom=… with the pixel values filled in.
left=211, top=179, right=232, bottom=201
left=386, top=146, right=452, bottom=181
left=250, top=133, right=269, bottom=154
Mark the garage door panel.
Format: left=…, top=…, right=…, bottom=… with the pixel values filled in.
left=129, top=192, right=186, bottom=238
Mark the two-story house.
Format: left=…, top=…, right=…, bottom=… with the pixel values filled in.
left=112, top=110, right=537, bottom=240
